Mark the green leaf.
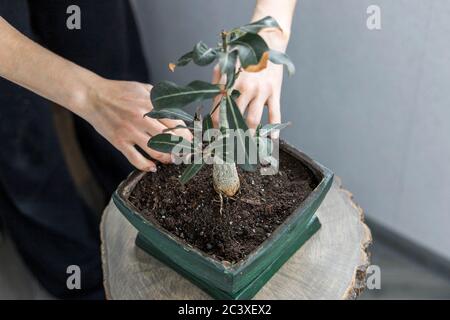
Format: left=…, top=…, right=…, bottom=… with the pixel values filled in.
left=193, top=41, right=217, bottom=66
left=211, top=137, right=236, bottom=163
left=169, top=51, right=193, bottom=71
left=230, top=33, right=269, bottom=69
left=151, top=80, right=222, bottom=109
left=180, top=162, right=204, bottom=184
left=218, top=50, right=238, bottom=88
left=226, top=96, right=257, bottom=172
left=256, top=124, right=262, bottom=137
left=238, top=16, right=281, bottom=34
left=257, top=136, right=273, bottom=163
left=145, top=108, right=194, bottom=122
left=231, top=89, right=241, bottom=100
left=147, top=133, right=191, bottom=154
left=269, top=50, right=296, bottom=76
left=259, top=122, right=290, bottom=137
left=202, top=113, right=214, bottom=142
left=226, top=96, right=248, bottom=132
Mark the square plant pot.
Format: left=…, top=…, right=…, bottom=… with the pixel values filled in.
left=113, top=140, right=333, bottom=300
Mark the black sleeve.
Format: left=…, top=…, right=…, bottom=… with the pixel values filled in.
left=0, top=0, right=34, bottom=37
left=27, top=0, right=149, bottom=81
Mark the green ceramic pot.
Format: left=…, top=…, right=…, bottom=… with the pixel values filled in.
left=113, top=140, right=333, bottom=300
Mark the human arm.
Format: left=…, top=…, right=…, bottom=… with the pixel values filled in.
left=0, top=16, right=191, bottom=172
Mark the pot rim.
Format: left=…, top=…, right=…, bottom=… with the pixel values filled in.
left=114, top=139, right=333, bottom=274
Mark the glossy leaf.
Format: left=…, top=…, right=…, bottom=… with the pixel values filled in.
left=231, top=89, right=241, bottom=100
left=208, top=135, right=235, bottom=163
left=193, top=41, right=217, bottom=66
left=259, top=122, right=290, bottom=137
left=256, top=124, right=276, bottom=163
left=230, top=33, right=269, bottom=69
left=226, top=96, right=257, bottom=172
left=259, top=139, right=279, bottom=167
left=169, top=51, right=193, bottom=71
left=226, top=96, right=248, bottom=132
left=269, top=50, right=296, bottom=76
left=255, top=124, right=262, bottom=137
left=151, top=80, right=222, bottom=109
left=145, top=108, right=194, bottom=122
left=180, top=162, right=204, bottom=184
left=245, top=51, right=269, bottom=72
left=238, top=16, right=281, bottom=34
left=147, top=133, right=191, bottom=154
left=218, top=50, right=238, bottom=88
left=257, top=136, right=272, bottom=159
left=202, top=113, right=214, bottom=142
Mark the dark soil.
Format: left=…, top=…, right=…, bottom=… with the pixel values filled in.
left=129, top=151, right=319, bottom=264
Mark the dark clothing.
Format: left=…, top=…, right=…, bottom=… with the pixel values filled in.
left=0, top=0, right=149, bottom=299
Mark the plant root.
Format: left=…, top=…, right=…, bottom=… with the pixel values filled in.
left=218, top=193, right=224, bottom=216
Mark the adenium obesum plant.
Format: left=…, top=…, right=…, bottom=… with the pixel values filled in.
left=145, top=16, right=295, bottom=197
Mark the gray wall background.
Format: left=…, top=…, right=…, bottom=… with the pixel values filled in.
left=132, top=0, right=450, bottom=260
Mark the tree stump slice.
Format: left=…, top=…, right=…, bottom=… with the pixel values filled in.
left=100, top=176, right=372, bottom=300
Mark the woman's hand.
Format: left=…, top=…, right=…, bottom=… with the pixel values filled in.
left=0, top=18, right=192, bottom=172
left=79, top=79, right=192, bottom=172
left=233, top=61, right=283, bottom=131
left=212, top=29, right=289, bottom=138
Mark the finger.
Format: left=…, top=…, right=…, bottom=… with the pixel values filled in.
left=211, top=99, right=220, bottom=128
left=121, top=144, right=157, bottom=172
left=246, top=96, right=267, bottom=131
left=139, top=82, right=152, bottom=93
left=159, top=119, right=193, bottom=141
left=136, top=132, right=173, bottom=164
left=142, top=116, right=169, bottom=136
left=235, top=92, right=254, bottom=115
left=267, top=96, right=282, bottom=139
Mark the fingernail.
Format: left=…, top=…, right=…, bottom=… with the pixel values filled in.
left=147, top=166, right=157, bottom=173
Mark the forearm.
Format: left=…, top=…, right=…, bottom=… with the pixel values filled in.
left=252, top=0, right=297, bottom=51
left=0, top=17, right=100, bottom=117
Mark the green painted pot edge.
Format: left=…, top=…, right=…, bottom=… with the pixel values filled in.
left=135, top=215, right=321, bottom=300
left=112, top=140, right=334, bottom=294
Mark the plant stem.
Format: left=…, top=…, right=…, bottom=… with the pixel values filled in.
left=212, top=96, right=240, bottom=197
left=210, top=99, right=221, bottom=115
left=212, top=31, right=240, bottom=197
left=221, top=31, right=228, bottom=51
